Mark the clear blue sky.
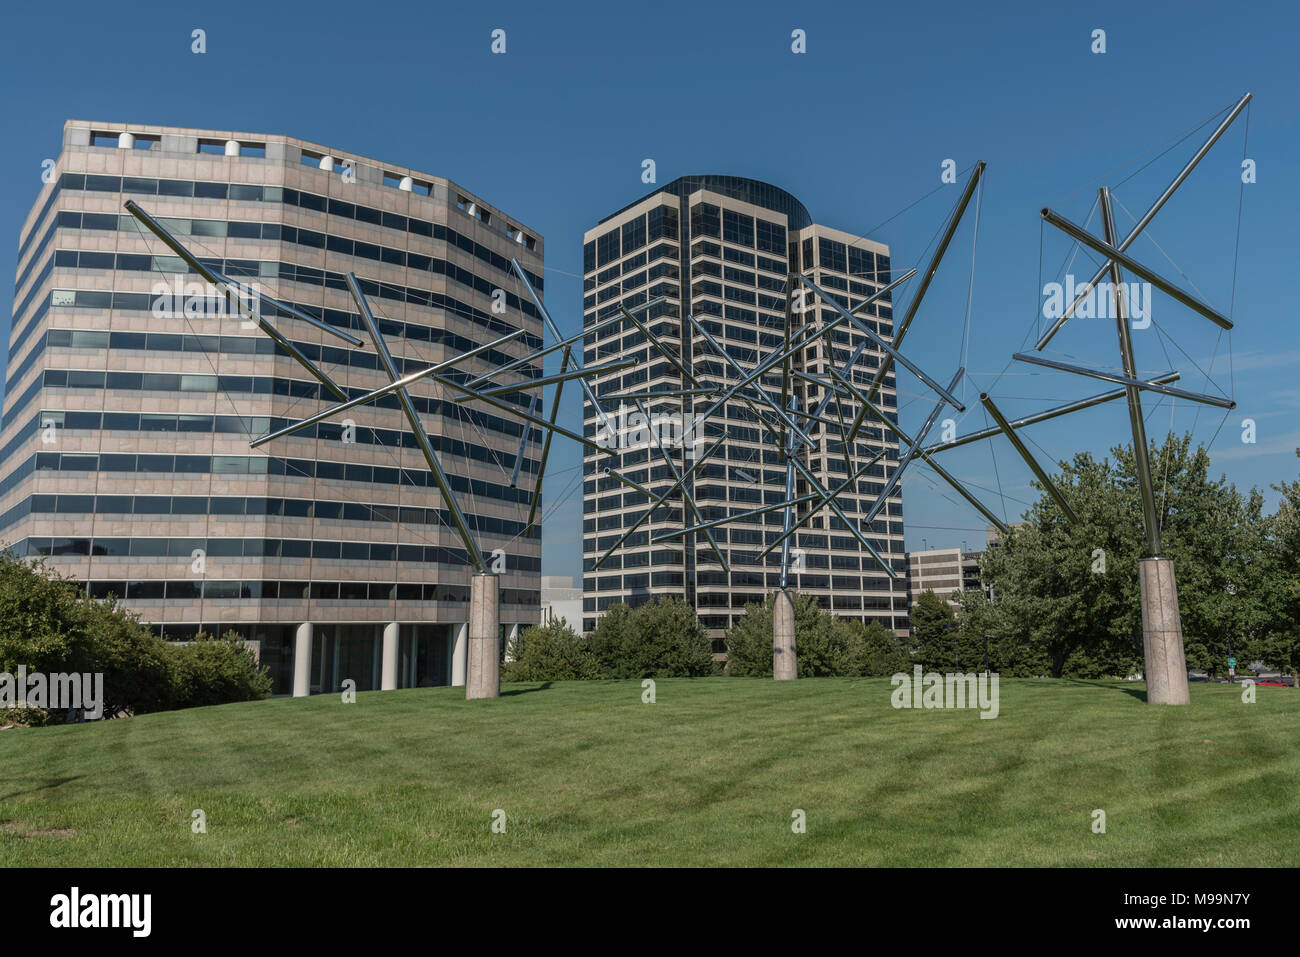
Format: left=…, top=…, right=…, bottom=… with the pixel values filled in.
left=2, top=0, right=1296, bottom=583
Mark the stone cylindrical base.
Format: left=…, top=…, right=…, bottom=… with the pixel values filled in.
left=451, top=622, right=468, bottom=687
left=380, top=622, right=399, bottom=691
left=467, top=574, right=501, bottom=699
left=773, top=589, right=797, bottom=680
left=1140, top=557, right=1190, bottom=705
left=292, top=622, right=313, bottom=698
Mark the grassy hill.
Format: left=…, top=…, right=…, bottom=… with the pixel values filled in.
left=1, top=677, right=1296, bottom=866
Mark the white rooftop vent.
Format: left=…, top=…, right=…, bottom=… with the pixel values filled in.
left=117, top=132, right=135, bottom=150
left=224, top=139, right=241, bottom=157
left=398, top=175, right=414, bottom=192
left=319, top=154, right=335, bottom=171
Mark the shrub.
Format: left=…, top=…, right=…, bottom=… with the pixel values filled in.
left=1, top=706, right=53, bottom=729
left=725, top=592, right=900, bottom=677
left=83, top=595, right=175, bottom=716
left=589, top=598, right=716, bottom=678
left=166, top=631, right=273, bottom=709
left=503, top=617, right=602, bottom=681
left=0, top=551, right=271, bottom=720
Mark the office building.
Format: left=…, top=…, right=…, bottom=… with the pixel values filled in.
left=581, top=176, right=907, bottom=648
left=1, top=121, right=545, bottom=695
left=905, top=546, right=982, bottom=608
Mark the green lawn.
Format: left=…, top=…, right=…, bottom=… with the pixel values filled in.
left=1, top=678, right=1296, bottom=866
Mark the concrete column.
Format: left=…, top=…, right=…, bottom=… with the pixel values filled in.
left=381, top=622, right=399, bottom=691
left=773, top=589, right=797, bottom=680
left=292, top=622, right=313, bottom=698
left=467, top=574, right=501, bottom=699
left=1140, top=558, right=1190, bottom=705
left=451, top=622, right=468, bottom=687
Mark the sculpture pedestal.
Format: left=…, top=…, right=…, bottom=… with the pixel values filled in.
left=466, top=574, right=501, bottom=699
left=1140, top=558, right=1190, bottom=705
left=773, top=589, right=797, bottom=681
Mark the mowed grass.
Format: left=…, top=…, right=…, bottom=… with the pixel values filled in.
left=1, top=678, right=1297, bottom=866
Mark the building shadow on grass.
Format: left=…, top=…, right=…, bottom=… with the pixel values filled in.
left=500, top=682, right=553, bottom=697
left=1060, top=678, right=1148, bottom=702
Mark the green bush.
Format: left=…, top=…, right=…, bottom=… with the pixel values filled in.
left=83, top=595, right=175, bottom=716
left=503, top=618, right=602, bottom=682
left=589, top=598, right=716, bottom=678
left=725, top=592, right=905, bottom=677
left=167, top=631, right=273, bottom=709
left=0, top=550, right=271, bottom=720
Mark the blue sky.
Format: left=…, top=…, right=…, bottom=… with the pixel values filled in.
left=1, top=0, right=1296, bottom=582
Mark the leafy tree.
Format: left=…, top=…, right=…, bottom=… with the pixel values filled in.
left=0, top=553, right=173, bottom=716
left=0, top=550, right=271, bottom=719
left=911, top=589, right=961, bottom=672
left=846, top=617, right=912, bottom=676
left=589, top=598, right=715, bottom=678
left=84, top=594, right=174, bottom=716
left=585, top=602, right=633, bottom=674
left=502, top=617, right=602, bottom=681
left=1253, top=475, right=1300, bottom=684
left=971, top=432, right=1274, bottom=680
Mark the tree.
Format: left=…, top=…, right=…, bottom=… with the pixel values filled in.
left=589, top=598, right=715, bottom=678
left=847, top=617, right=912, bottom=676
left=0, top=550, right=271, bottom=720
left=502, top=617, right=602, bottom=682
left=972, top=432, right=1273, bottom=679
left=1253, top=474, right=1300, bottom=684
left=0, top=553, right=173, bottom=716
left=911, top=589, right=960, bottom=672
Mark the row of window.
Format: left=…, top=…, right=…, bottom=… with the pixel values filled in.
left=581, top=534, right=906, bottom=568
left=0, top=492, right=539, bottom=542
left=0, top=450, right=538, bottom=507
left=582, top=574, right=907, bottom=596
left=11, top=252, right=541, bottom=369
left=16, top=573, right=538, bottom=606
left=29, top=173, right=542, bottom=289
left=7, top=324, right=540, bottom=420
left=19, top=534, right=537, bottom=568
left=13, top=408, right=536, bottom=478
left=33, top=367, right=533, bottom=441
left=39, top=247, right=539, bottom=347
left=22, top=213, right=541, bottom=329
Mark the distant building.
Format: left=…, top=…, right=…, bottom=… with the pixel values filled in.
left=581, top=174, right=907, bottom=648
left=541, top=575, right=582, bottom=629
left=906, top=546, right=982, bottom=608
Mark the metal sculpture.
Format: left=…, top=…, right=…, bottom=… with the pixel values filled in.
left=922, top=93, right=1250, bottom=704
left=124, top=200, right=669, bottom=698
left=596, top=163, right=1010, bottom=678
